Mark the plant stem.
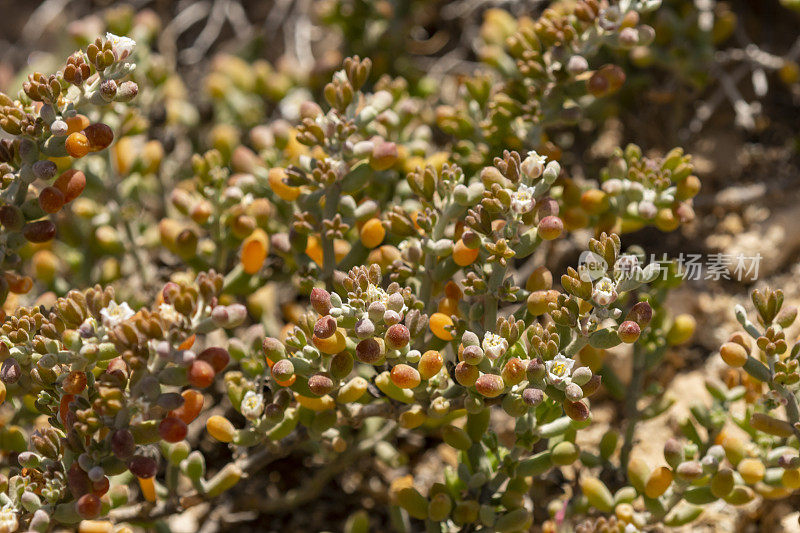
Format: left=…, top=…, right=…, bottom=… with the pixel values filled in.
left=620, top=343, right=646, bottom=468
left=775, top=382, right=800, bottom=440
left=483, top=262, right=507, bottom=333
left=419, top=202, right=461, bottom=313
left=106, top=151, right=152, bottom=289
left=321, top=183, right=341, bottom=290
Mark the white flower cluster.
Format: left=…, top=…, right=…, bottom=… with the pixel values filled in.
left=241, top=390, right=265, bottom=420
left=482, top=332, right=509, bottom=360
left=105, top=32, right=136, bottom=62
left=545, top=354, right=575, bottom=389
left=0, top=504, right=18, bottom=533
left=100, top=300, right=135, bottom=328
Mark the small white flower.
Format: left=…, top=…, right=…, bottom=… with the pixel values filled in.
left=157, top=303, right=182, bottom=324
left=511, top=184, right=536, bottom=214
left=592, top=277, right=617, bottom=307
left=482, top=332, right=508, bottom=360
left=624, top=524, right=641, bottom=533
left=545, top=354, right=575, bottom=388
left=100, top=301, right=135, bottom=328
left=365, top=283, right=389, bottom=306
left=241, top=390, right=264, bottom=420
left=105, top=33, right=136, bottom=62
left=0, top=503, right=18, bottom=533
left=521, top=151, right=548, bottom=180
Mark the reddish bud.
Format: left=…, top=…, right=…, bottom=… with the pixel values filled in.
left=308, top=373, right=335, bottom=396
left=83, top=123, right=114, bottom=151
left=128, top=455, right=157, bottom=478
left=76, top=493, right=101, bottom=519
left=385, top=324, right=410, bottom=350
left=618, top=320, right=641, bottom=343
left=38, top=186, right=65, bottom=213
left=310, top=287, right=332, bottom=315
left=158, top=416, right=188, bottom=443
left=314, top=315, right=337, bottom=339
left=475, top=374, right=505, bottom=398
left=188, top=359, right=215, bottom=388
left=627, top=301, right=653, bottom=328
left=537, top=216, right=563, bottom=240
left=455, top=362, right=479, bottom=387
left=23, top=220, right=56, bottom=243
left=53, top=169, right=86, bottom=202
left=197, top=347, right=230, bottom=373
left=356, top=338, right=382, bottom=364
left=564, top=400, right=590, bottom=421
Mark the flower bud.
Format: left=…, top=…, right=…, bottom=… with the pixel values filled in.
left=417, top=350, right=443, bottom=379
left=198, top=347, right=230, bottom=373
left=23, top=220, right=57, bottom=243
left=627, top=301, right=653, bottom=328
left=571, top=366, right=592, bottom=386
left=262, top=337, right=285, bottom=361
left=308, top=373, right=335, bottom=396
left=617, top=321, right=641, bottom=343
left=1, top=358, right=21, bottom=384
left=664, top=438, right=684, bottom=468
left=565, top=383, right=584, bottom=402
left=455, top=361, right=479, bottom=387
left=272, top=359, right=295, bottom=381
left=462, top=344, right=484, bottom=365
left=310, top=287, right=332, bottom=315
left=385, top=324, right=410, bottom=349
left=676, top=460, right=703, bottom=481
left=581, top=374, right=602, bottom=397
left=356, top=338, right=382, bottom=364
left=564, top=400, right=590, bottom=421
left=475, top=374, right=505, bottom=398
left=115, top=81, right=139, bottom=102
left=501, top=358, right=526, bottom=386
left=314, top=315, right=337, bottom=339
left=99, top=79, right=118, bottom=101
left=32, top=160, right=57, bottom=180
left=390, top=364, right=421, bottom=389
left=526, top=358, right=545, bottom=381
left=127, top=455, right=157, bottom=479
left=537, top=216, right=563, bottom=240
left=522, top=387, right=544, bottom=406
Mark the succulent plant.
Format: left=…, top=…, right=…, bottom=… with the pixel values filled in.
left=0, top=1, right=798, bottom=532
